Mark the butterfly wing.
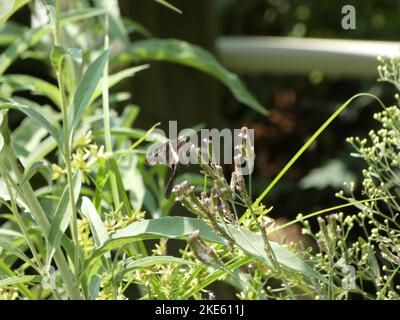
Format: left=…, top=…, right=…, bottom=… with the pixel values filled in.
left=146, top=137, right=187, bottom=167
left=146, top=137, right=188, bottom=198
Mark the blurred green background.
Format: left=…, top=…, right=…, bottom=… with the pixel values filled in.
left=9, top=0, right=400, bottom=224
left=5, top=0, right=400, bottom=300
left=120, top=0, right=400, bottom=224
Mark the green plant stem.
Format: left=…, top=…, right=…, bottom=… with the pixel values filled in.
left=102, top=13, right=120, bottom=210
left=377, top=265, right=400, bottom=300
left=0, top=165, right=42, bottom=271
left=57, top=71, right=80, bottom=285
left=52, top=0, right=81, bottom=296
left=1, top=145, right=81, bottom=299
left=239, top=93, right=386, bottom=224
left=0, top=165, right=63, bottom=299
left=269, top=196, right=391, bottom=235
left=240, top=192, right=295, bottom=298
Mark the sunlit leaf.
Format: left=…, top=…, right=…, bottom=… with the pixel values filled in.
left=91, top=216, right=326, bottom=283
left=68, top=49, right=110, bottom=142
left=117, top=39, right=268, bottom=115
left=153, top=0, right=182, bottom=14
left=0, top=0, right=31, bottom=27
left=81, top=197, right=109, bottom=248
left=46, top=172, right=82, bottom=265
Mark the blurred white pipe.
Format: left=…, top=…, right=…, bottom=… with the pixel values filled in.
left=216, top=36, right=400, bottom=77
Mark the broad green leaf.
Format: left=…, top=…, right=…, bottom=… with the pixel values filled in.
left=153, top=0, right=182, bottom=14
left=68, top=49, right=110, bottom=141
left=46, top=172, right=82, bottom=265
left=0, top=8, right=106, bottom=76
left=0, top=0, right=31, bottom=27
left=92, top=216, right=326, bottom=283
left=88, top=274, right=101, bottom=300
left=0, top=275, right=41, bottom=287
left=0, top=74, right=60, bottom=107
left=81, top=197, right=109, bottom=248
left=224, top=226, right=327, bottom=283
left=0, top=98, right=63, bottom=149
left=119, top=39, right=267, bottom=115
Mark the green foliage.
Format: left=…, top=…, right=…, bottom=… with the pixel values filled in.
left=120, top=38, right=268, bottom=115
left=0, top=0, right=399, bottom=301
left=0, top=0, right=31, bottom=27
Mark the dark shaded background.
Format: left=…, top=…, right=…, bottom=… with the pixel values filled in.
left=122, top=0, right=400, bottom=224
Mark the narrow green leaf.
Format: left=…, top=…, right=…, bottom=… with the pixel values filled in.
left=153, top=0, right=182, bottom=14
left=80, top=197, right=109, bottom=248
left=240, top=93, right=386, bottom=223
left=119, top=256, right=193, bottom=276
left=94, top=0, right=130, bottom=44
left=0, top=111, right=4, bottom=153
left=0, top=275, right=41, bottom=287
left=46, top=172, right=82, bottom=265
left=123, top=18, right=152, bottom=38
left=119, top=39, right=267, bottom=115
left=0, top=178, right=29, bottom=212
left=0, top=98, right=63, bottom=148
left=0, top=0, right=31, bottom=27
left=0, top=22, right=26, bottom=46
left=91, top=65, right=149, bottom=103
left=108, top=157, right=133, bottom=215
left=91, top=216, right=326, bottom=283
left=377, top=265, right=400, bottom=300
left=119, top=105, right=140, bottom=127
left=0, top=74, right=60, bottom=107
left=68, top=49, right=110, bottom=141
left=16, top=160, right=52, bottom=195
left=0, top=238, right=37, bottom=271
left=0, top=8, right=107, bottom=76
left=0, top=229, right=23, bottom=239
left=270, top=197, right=390, bottom=236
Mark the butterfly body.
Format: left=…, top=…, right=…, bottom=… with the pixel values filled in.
left=146, top=136, right=189, bottom=198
